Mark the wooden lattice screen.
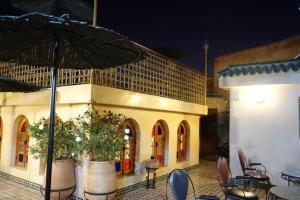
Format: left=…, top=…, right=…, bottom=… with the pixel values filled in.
left=0, top=48, right=205, bottom=104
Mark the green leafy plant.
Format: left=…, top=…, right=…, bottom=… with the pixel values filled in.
left=75, top=107, right=126, bottom=161
left=29, top=115, right=85, bottom=160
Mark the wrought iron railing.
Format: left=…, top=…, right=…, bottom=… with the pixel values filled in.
left=0, top=48, right=205, bottom=104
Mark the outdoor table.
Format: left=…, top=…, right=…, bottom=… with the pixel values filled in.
left=281, top=170, right=300, bottom=187
left=145, top=167, right=159, bottom=188
left=144, top=159, right=159, bottom=189
left=268, top=186, right=300, bottom=200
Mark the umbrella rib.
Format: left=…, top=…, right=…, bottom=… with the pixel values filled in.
left=68, top=44, right=93, bottom=68
left=0, top=12, right=146, bottom=200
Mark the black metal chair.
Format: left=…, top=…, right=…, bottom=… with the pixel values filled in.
left=238, top=149, right=271, bottom=198
left=166, top=169, right=219, bottom=200
left=217, top=157, right=259, bottom=200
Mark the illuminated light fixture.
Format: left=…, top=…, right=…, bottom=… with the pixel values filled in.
left=254, top=93, right=265, bottom=103
left=253, top=87, right=266, bottom=103
left=232, top=91, right=239, bottom=101
left=124, top=135, right=129, bottom=140
left=246, top=85, right=271, bottom=104
left=124, top=128, right=130, bottom=134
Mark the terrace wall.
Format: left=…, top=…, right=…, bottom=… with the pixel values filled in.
left=0, top=46, right=205, bottom=105
left=0, top=84, right=207, bottom=198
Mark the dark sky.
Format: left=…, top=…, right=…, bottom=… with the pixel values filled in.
left=1, top=0, right=300, bottom=75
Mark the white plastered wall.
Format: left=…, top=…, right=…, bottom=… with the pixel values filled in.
left=221, top=72, right=300, bottom=185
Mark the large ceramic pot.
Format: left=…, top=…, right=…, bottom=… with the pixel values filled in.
left=42, top=159, right=76, bottom=200
left=84, top=161, right=117, bottom=200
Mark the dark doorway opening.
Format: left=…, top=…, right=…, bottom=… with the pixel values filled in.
left=200, top=109, right=219, bottom=160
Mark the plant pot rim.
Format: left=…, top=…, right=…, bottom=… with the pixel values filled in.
left=89, top=160, right=114, bottom=164
left=52, top=158, right=75, bottom=163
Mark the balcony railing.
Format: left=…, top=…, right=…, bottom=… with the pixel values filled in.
left=0, top=48, right=205, bottom=104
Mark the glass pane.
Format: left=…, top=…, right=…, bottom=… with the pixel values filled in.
left=158, top=126, right=162, bottom=135
left=180, top=125, right=184, bottom=134
left=21, top=122, right=27, bottom=132
left=16, top=117, right=29, bottom=167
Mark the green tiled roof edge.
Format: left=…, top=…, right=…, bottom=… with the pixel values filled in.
left=219, top=58, right=300, bottom=78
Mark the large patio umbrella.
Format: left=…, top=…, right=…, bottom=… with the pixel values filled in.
left=10, top=0, right=93, bottom=21
left=0, top=12, right=144, bottom=200
left=0, top=76, right=40, bottom=92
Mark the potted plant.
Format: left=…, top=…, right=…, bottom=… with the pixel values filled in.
left=30, top=115, right=85, bottom=200
left=75, top=107, right=125, bottom=200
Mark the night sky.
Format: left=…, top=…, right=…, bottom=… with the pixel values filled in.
left=1, top=0, right=300, bottom=74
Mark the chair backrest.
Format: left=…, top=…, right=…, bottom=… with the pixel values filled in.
left=216, top=157, right=231, bottom=186
left=166, top=169, right=195, bottom=200
left=238, top=149, right=248, bottom=173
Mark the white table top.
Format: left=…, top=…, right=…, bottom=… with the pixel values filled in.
left=269, top=186, right=300, bottom=200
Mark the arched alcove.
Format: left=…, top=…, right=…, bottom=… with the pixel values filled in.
left=177, top=120, right=190, bottom=162
left=116, top=118, right=141, bottom=175
left=12, top=115, right=29, bottom=168
left=151, top=119, right=169, bottom=167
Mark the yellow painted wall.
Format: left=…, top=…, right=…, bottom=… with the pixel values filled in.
left=0, top=84, right=207, bottom=197
left=91, top=85, right=207, bottom=115
left=93, top=105, right=200, bottom=167
left=0, top=104, right=88, bottom=184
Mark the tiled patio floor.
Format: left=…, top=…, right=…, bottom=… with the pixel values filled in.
left=0, top=159, right=265, bottom=200
left=0, top=177, right=42, bottom=200
left=116, top=159, right=224, bottom=200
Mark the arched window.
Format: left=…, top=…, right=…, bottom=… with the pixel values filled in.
left=151, top=121, right=166, bottom=167
left=177, top=121, right=188, bottom=162
left=15, top=116, right=29, bottom=167
left=116, top=119, right=137, bottom=175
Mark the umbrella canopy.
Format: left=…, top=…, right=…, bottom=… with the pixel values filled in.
left=11, top=0, right=93, bottom=21
left=0, top=76, right=40, bottom=92
left=0, top=12, right=144, bottom=69
left=0, top=12, right=145, bottom=200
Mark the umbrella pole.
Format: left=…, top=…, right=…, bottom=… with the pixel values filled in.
left=45, top=30, right=60, bottom=200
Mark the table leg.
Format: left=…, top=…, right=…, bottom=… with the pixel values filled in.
left=146, top=168, right=150, bottom=189
left=153, top=172, right=156, bottom=188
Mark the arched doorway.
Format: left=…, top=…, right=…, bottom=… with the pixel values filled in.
left=117, top=119, right=137, bottom=175
left=200, top=109, right=219, bottom=159
left=177, top=121, right=189, bottom=162
left=151, top=120, right=166, bottom=167
left=15, top=116, right=29, bottom=168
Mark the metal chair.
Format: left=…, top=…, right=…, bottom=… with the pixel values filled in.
left=238, top=149, right=271, bottom=197
left=217, top=157, right=259, bottom=200
left=166, top=169, right=219, bottom=200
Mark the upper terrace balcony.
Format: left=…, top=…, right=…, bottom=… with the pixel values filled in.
left=0, top=46, right=205, bottom=105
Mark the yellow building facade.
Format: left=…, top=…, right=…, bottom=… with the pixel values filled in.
left=0, top=47, right=207, bottom=198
